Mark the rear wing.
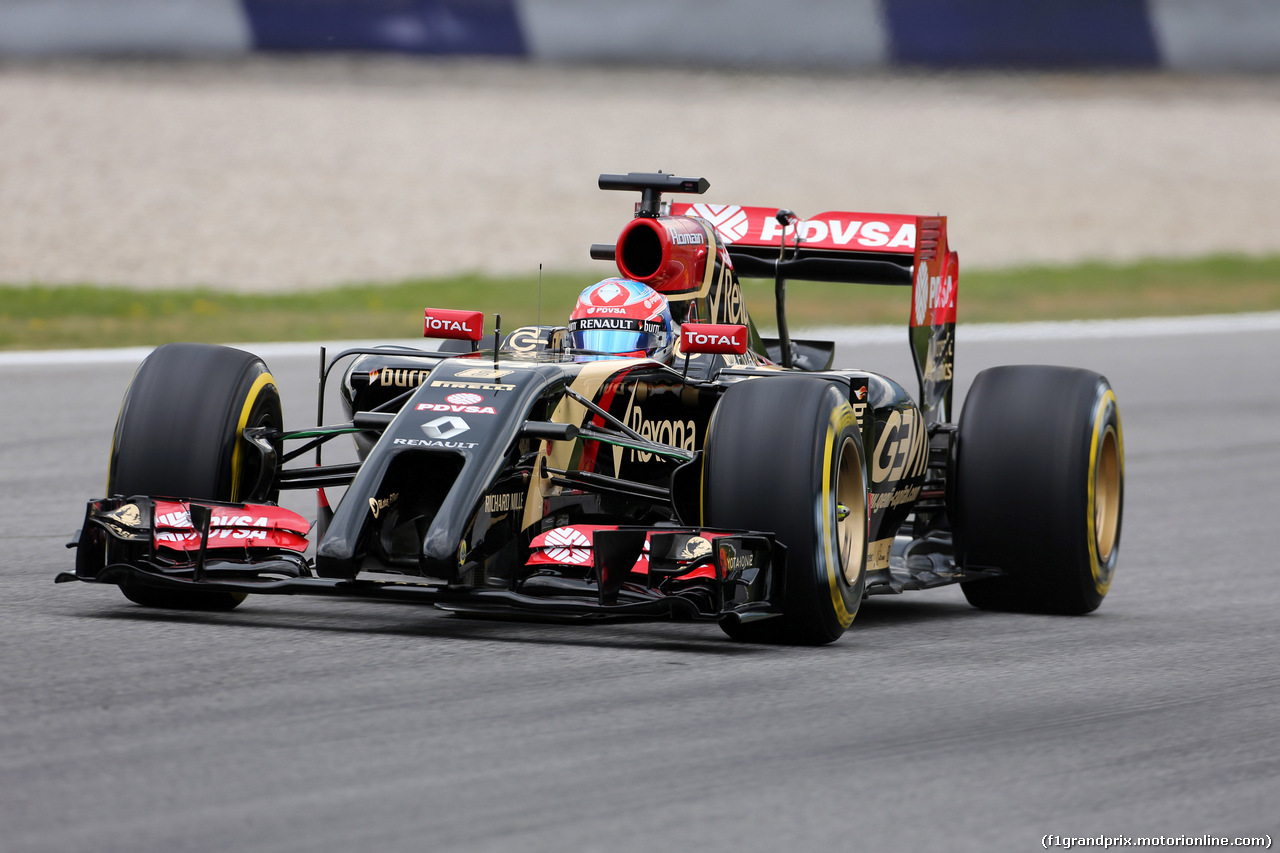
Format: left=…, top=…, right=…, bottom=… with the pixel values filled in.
left=669, top=202, right=958, bottom=424
left=672, top=203, right=916, bottom=253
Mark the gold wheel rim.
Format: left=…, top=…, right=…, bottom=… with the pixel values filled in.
left=1094, top=425, right=1121, bottom=561
left=836, top=437, right=865, bottom=584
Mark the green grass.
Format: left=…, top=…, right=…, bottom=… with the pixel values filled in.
left=744, top=253, right=1280, bottom=329
left=2, top=255, right=1278, bottom=351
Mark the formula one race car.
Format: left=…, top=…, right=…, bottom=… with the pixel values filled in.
left=60, top=173, right=1125, bottom=644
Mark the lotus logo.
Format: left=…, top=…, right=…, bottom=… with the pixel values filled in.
left=457, top=368, right=514, bottom=379
left=103, top=503, right=142, bottom=527
left=421, top=416, right=469, bottom=440
left=679, top=536, right=713, bottom=561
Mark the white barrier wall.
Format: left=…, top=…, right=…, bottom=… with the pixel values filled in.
left=518, top=0, right=888, bottom=69
left=1149, top=0, right=1280, bottom=70
left=0, top=0, right=1277, bottom=70
left=0, top=0, right=249, bottom=56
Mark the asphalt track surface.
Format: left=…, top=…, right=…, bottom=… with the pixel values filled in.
left=2, top=327, right=1277, bottom=852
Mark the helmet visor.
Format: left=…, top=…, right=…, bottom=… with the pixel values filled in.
left=570, top=328, right=654, bottom=356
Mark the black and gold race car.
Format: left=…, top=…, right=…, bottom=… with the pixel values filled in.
left=60, top=173, right=1124, bottom=645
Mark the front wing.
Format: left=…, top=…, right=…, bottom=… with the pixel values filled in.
left=61, top=497, right=787, bottom=627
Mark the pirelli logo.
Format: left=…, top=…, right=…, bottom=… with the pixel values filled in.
left=430, top=380, right=516, bottom=392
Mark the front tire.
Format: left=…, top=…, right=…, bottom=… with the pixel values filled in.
left=109, top=343, right=282, bottom=610
left=703, top=377, right=867, bottom=644
left=954, top=365, right=1123, bottom=614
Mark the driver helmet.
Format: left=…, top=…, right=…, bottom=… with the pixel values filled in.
left=568, top=278, right=674, bottom=361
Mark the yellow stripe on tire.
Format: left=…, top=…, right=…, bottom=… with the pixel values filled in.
left=229, top=371, right=276, bottom=502
left=1086, top=389, right=1122, bottom=595
left=822, top=402, right=859, bottom=629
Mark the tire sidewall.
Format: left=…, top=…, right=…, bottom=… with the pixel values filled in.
left=704, top=377, right=867, bottom=643
left=106, top=343, right=282, bottom=610
left=799, top=391, right=866, bottom=638
left=955, top=365, right=1123, bottom=614
left=109, top=343, right=281, bottom=503
left=1083, top=385, right=1124, bottom=604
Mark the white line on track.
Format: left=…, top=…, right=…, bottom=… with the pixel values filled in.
left=0, top=339, right=435, bottom=368
left=805, top=310, right=1280, bottom=346
left=4, top=311, right=1280, bottom=369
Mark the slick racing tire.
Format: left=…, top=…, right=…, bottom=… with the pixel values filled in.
left=703, top=376, right=867, bottom=645
left=108, top=343, right=283, bottom=611
left=954, top=365, right=1123, bottom=615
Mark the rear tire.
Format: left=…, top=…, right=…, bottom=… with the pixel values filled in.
left=704, top=377, right=867, bottom=644
left=109, top=343, right=282, bottom=611
left=954, top=365, right=1123, bottom=614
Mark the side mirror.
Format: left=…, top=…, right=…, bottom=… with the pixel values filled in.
left=423, top=309, right=484, bottom=343
left=681, top=323, right=748, bottom=355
